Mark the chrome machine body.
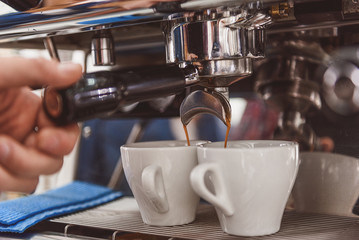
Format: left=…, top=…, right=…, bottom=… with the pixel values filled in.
left=1, top=0, right=353, bottom=148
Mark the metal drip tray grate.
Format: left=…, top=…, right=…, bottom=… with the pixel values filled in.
left=48, top=198, right=359, bottom=240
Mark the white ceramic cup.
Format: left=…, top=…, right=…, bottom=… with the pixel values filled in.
left=121, top=140, right=207, bottom=226
left=190, top=140, right=299, bottom=237
left=292, top=152, right=359, bottom=217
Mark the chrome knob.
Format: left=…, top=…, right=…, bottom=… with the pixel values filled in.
left=322, top=59, right=359, bottom=116
left=91, top=30, right=115, bottom=66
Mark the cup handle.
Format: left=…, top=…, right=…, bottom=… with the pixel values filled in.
left=190, top=163, right=234, bottom=216
left=141, top=165, right=169, bottom=213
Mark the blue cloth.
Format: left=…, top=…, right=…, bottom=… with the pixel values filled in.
left=0, top=181, right=123, bottom=233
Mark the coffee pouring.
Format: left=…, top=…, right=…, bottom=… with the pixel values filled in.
left=180, top=89, right=232, bottom=147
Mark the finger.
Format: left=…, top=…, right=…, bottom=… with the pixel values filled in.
left=35, top=124, right=80, bottom=156
left=319, top=137, right=334, bottom=152
left=0, top=166, right=38, bottom=193
left=36, top=106, right=59, bottom=129
left=0, top=136, right=64, bottom=178
left=0, top=57, right=82, bottom=89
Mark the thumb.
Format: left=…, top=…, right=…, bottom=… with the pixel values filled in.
left=0, top=57, right=82, bottom=89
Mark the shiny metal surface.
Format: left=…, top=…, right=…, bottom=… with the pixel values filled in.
left=0, top=0, right=357, bottom=46
left=0, top=231, right=101, bottom=239
left=0, top=0, right=158, bottom=43
left=180, top=89, right=231, bottom=126
left=321, top=46, right=359, bottom=116
left=46, top=198, right=359, bottom=240
left=322, top=60, right=359, bottom=116
left=180, top=63, right=200, bottom=86
left=256, top=63, right=322, bottom=113
left=91, top=30, right=115, bottom=66
left=0, top=0, right=260, bottom=44
left=196, top=59, right=252, bottom=86
left=275, top=111, right=320, bottom=151
left=43, top=36, right=59, bottom=61
left=255, top=40, right=325, bottom=112
left=164, top=9, right=271, bottom=86
left=164, top=11, right=267, bottom=62
left=255, top=39, right=328, bottom=150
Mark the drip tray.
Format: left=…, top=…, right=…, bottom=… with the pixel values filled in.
left=44, top=197, right=359, bottom=240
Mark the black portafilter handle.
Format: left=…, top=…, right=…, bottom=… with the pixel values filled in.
left=0, top=0, right=41, bottom=11
left=43, top=64, right=188, bottom=125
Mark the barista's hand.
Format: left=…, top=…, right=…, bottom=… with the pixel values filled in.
left=0, top=57, right=82, bottom=193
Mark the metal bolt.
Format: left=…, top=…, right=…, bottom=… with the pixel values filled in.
left=82, top=126, right=92, bottom=138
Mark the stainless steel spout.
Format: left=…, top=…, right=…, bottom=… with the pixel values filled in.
left=180, top=89, right=231, bottom=126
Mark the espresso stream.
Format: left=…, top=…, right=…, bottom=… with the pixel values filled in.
left=183, top=117, right=231, bottom=148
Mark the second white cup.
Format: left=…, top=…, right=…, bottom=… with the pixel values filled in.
left=190, top=140, right=299, bottom=237
left=292, top=151, right=359, bottom=217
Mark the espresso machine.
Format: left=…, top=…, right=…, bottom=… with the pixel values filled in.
left=1, top=0, right=359, bottom=239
